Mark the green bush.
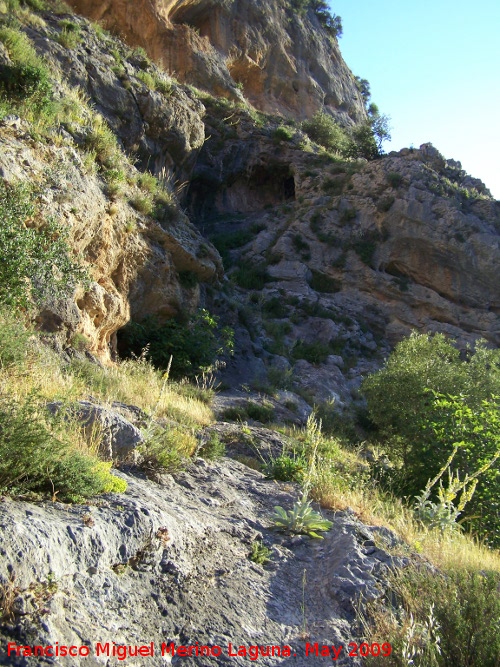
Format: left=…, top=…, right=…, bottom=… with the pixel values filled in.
left=0, top=180, right=86, bottom=309
left=199, top=432, right=225, bottom=460
left=273, top=125, right=294, bottom=142
left=210, top=229, right=253, bottom=266
left=292, top=339, right=330, bottom=364
left=0, top=395, right=126, bottom=502
left=138, top=424, right=196, bottom=475
left=0, top=309, right=32, bottom=369
left=118, top=309, right=234, bottom=379
left=386, top=172, right=403, bottom=188
left=302, top=112, right=350, bottom=154
left=361, top=333, right=500, bottom=545
left=233, top=261, right=272, bottom=290
left=264, top=454, right=307, bottom=483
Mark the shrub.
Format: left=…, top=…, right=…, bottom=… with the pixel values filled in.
left=302, top=112, right=350, bottom=154
left=245, top=401, right=275, bottom=423
left=273, top=125, right=294, bottom=142
left=210, top=229, right=253, bottom=266
left=347, top=123, right=379, bottom=160
left=264, top=454, right=307, bottom=483
left=233, top=261, right=271, bottom=290
left=0, top=180, right=86, bottom=309
left=118, top=309, right=234, bottom=379
left=291, top=339, right=330, bottom=364
left=386, top=172, right=403, bottom=188
left=363, top=567, right=500, bottom=667
left=0, top=309, right=32, bottom=369
left=138, top=425, right=196, bottom=475
left=361, top=333, right=500, bottom=545
left=0, top=395, right=126, bottom=502
left=262, top=296, right=288, bottom=318
left=199, top=431, right=225, bottom=460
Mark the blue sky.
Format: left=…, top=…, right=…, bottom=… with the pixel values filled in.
left=330, top=0, right=500, bottom=199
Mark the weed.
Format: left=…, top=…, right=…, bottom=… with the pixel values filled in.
left=272, top=493, right=333, bottom=538
left=264, top=453, right=307, bottom=483
left=198, top=431, right=225, bottom=460
left=129, top=194, right=153, bottom=215
left=249, top=541, right=271, bottom=565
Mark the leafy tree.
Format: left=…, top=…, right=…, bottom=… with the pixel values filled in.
left=290, top=0, right=343, bottom=37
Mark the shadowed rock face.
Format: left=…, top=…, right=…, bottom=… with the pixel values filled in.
left=67, top=0, right=367, bottom=124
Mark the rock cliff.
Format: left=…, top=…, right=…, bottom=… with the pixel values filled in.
left=66, top=0, right=367, bottom=124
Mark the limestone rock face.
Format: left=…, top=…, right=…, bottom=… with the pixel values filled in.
left=67, top=0, right=367, bottom=124
left=0, top=458, right=409, bottom=666
left=189, top=114, right=500, bottom=403
left=0, top=16, right=223, bottom=363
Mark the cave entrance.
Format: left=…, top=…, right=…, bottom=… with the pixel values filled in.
left=187, top=164, right=296, bottom=221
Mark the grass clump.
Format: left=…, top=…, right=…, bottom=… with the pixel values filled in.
left=57, top=19, right=81, bottom=48
left=138, top=425, right=197, bottom=475
left=362, top=567, right=500, bottom=667
left=0, top=394, right=126, bottom=502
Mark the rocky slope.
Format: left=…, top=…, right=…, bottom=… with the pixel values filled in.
left=1, top=2, right=499, bottom=663
left=66, top=0, right=367, bottom=124
left=186, top=102, right=500, bottom=403
left=0, top=450, right=411, bottom=667
left=0, top=12, right=222, bottom=362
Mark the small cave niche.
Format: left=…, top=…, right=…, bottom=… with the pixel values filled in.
left=168, top=2, right=219, bottom=40
left=187, top=165, right=296, bottom=221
